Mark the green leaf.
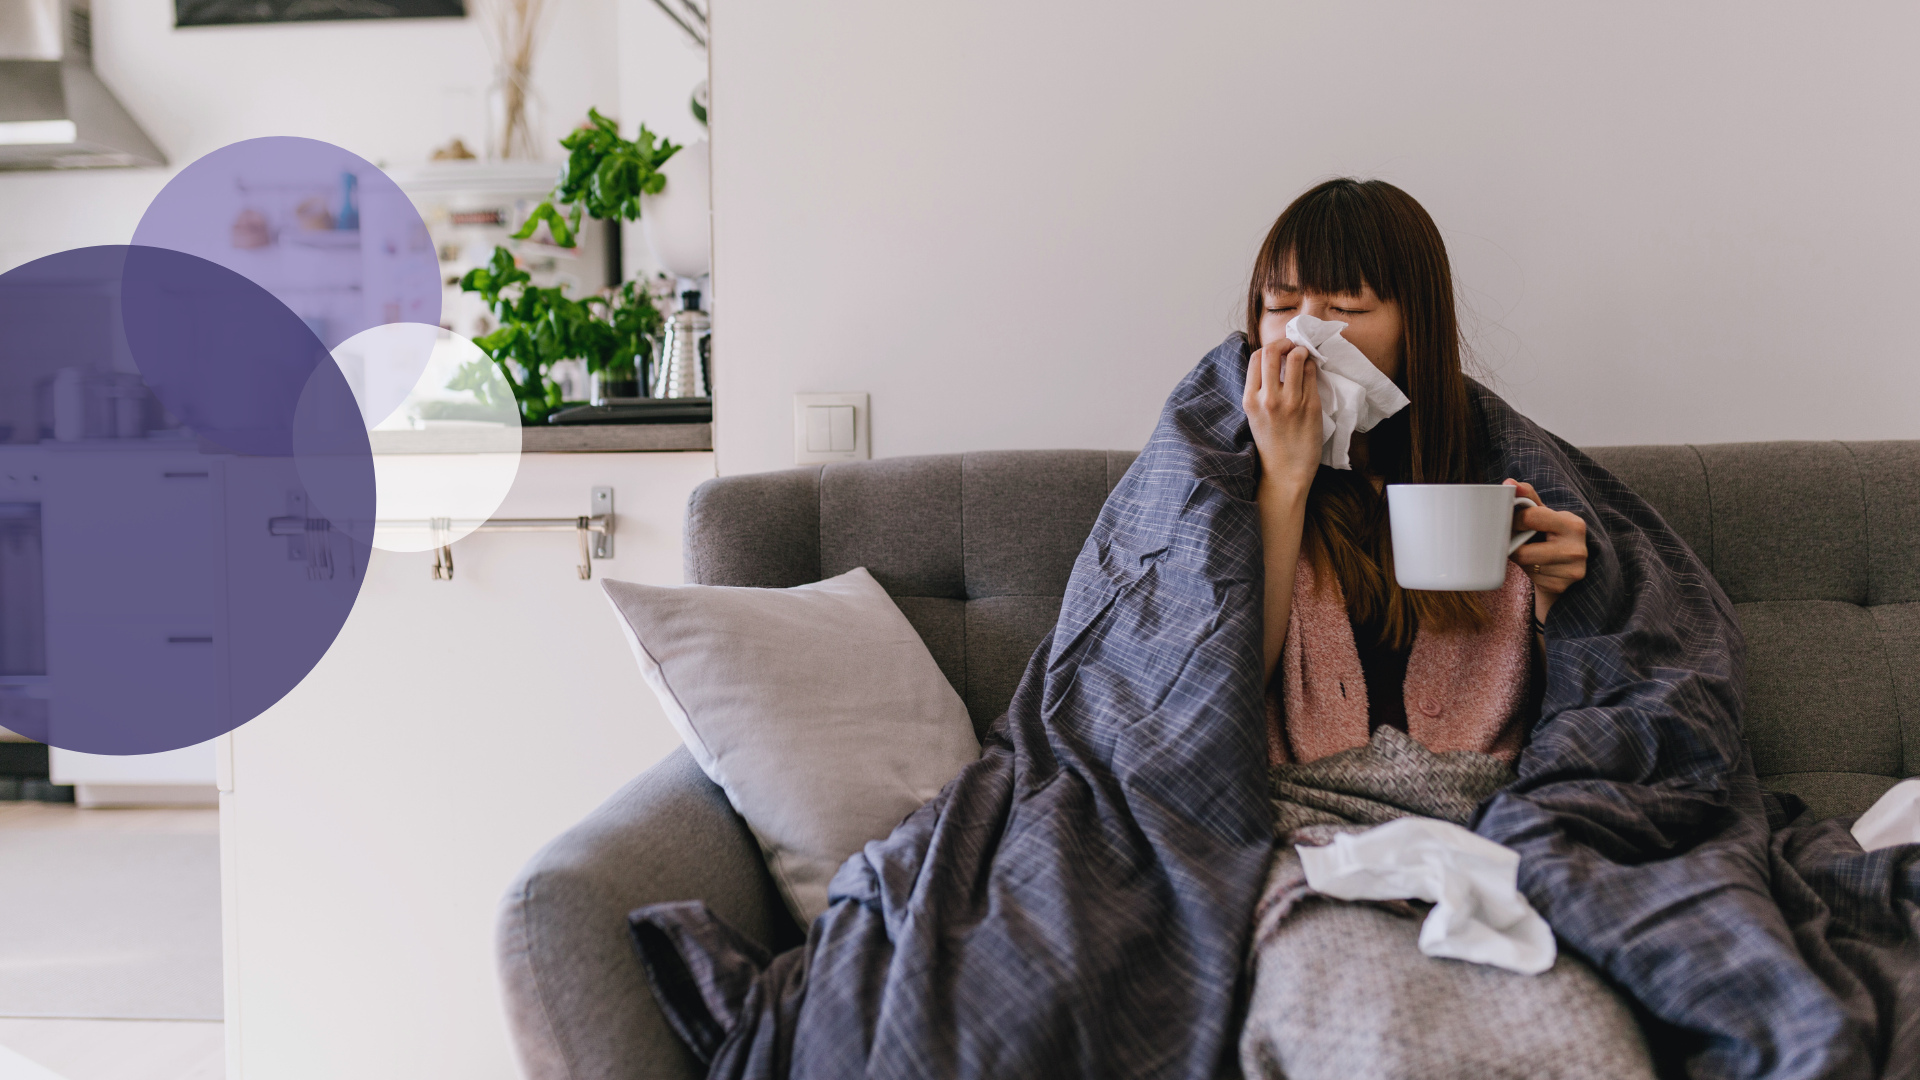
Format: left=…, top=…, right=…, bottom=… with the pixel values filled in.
left=510, top=202, right=577, bottom=249
left=473, top=325, right=516, bottom=353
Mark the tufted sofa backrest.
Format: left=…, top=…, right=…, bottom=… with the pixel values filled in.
left=686, top=442, right=1918, bottom=820
left=685, top=451, right=1137, bottom=733
left=1585, top=442, right=1918, bottom=820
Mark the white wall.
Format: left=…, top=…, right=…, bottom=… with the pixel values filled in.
left=0, top=0, right=705, bottom=275
left=709, top=0, right=1920, bottom=476
left=614, top=0, right=709, bottom=281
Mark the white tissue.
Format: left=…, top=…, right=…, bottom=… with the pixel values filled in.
left=1282, top=314, right=1411, bottom=471
left=1296, top=816, right=1557, bottom=975
left=1851, top=778, right=1920, bottom=852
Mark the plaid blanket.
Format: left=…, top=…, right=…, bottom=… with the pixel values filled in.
left=633, top=334, right=1278, bottom=1078
left=1468, top=387, right=1920, bottom=1079
left=630, top=334, right=1919, bottom=1079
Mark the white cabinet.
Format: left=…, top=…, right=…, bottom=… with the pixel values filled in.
left=40, top=448, right=232, bottom=755
left=219, top=453, right=366, bottom=725
left=49, top=740, right=217, bottom=807
left=218, top=451, right=711, bottom=1080
left=38, top=446, right=366, bottom=774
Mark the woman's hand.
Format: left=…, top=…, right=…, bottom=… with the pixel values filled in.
left=1504, top=479, right=1588, bottom=623
left=1243, top=342, right=1323, bottom=495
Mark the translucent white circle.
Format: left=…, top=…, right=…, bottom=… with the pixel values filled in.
left=310, top=323, right=523, bottom=553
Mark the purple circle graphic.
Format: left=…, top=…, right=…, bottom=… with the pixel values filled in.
left=132, top=136, right=442, bottom=427
left=0, top=244, right=374, bottom=755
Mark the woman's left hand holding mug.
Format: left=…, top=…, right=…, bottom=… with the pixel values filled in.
left=1503, top=479, right=1588, bottom=624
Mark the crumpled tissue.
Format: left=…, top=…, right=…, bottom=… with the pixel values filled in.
left=1297, top=816, right=1557, bottom=975
left=1282, top=313, right=1411, bottom=471
left=1852, top=778, right=1920, bottom=852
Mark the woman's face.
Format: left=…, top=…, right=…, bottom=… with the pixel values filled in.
left=1257, top=267, right=1405, bottom=384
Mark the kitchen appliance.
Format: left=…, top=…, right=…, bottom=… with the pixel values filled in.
left=0, top=0, right=166, bottom=170
left=652, top=290, right=710, bottom=399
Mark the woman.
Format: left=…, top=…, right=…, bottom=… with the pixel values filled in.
left=1239, top=178, right=1589, bottom=763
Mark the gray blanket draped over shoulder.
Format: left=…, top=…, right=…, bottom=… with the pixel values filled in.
left=629, top=334, right=1919, bottom=1079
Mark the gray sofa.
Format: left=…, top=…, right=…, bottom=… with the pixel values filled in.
left=496, top=442, right=1919, bottom=1080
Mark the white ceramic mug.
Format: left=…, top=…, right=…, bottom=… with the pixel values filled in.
left=1386, top=484, right=1538, bottom=591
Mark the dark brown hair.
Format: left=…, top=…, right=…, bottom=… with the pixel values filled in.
left=1246, top=178, right=1483, bottom=647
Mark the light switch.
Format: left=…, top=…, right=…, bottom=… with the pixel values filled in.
left=827, top=406, right=855, bottom=452
left=804, top=405, right=855, bottom=453
left=793, top=392, right=870, bottom=464
left=805, top=406, right=834, bottom=452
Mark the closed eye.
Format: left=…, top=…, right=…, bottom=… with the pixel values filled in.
left=1265, top=305, right=1296, bottom=314
left=1333, top=307, right=1368, bottom=315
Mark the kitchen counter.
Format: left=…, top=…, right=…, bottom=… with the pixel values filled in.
left=11, top=422, right=714, bottom=458
left=370, top=422, right=712, bottom=454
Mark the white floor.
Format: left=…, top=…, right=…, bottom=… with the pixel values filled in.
left=0, top=804, right=223, bottom=1080
left=0, top=1020, right=221, bottom=1080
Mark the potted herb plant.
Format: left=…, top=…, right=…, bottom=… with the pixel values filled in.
left=512, top=108, right=680, bottom=249
left=459, top=248, right=665, bottom=425
left=460, top=108, right=680, bottom=423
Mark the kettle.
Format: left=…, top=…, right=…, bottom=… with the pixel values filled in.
left=652, top=290, right=711, bottom=399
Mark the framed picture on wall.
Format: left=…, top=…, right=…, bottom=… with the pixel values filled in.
left=175, top=0, right=464, bottom=28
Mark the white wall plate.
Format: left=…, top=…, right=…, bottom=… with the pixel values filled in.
left=793, top=392, right=870, bottom=464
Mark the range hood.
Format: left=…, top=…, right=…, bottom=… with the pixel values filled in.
left=0, top=0, right=164, bottom=169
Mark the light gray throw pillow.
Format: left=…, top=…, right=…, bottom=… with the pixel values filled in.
left=601, top=567, right=980, bottom=925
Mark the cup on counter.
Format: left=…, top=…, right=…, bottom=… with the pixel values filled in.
left=111, top=375, right=147, bottom=438
left=51, top=368, right=86, bottom=442
left=1386, top=484, right=1537, bottom=591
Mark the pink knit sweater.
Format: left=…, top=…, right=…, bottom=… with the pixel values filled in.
left=1265, top=555, right=1535, bottom=767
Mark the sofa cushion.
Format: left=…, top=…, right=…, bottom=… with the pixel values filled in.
left=1696, top=442, right=1867, bottom=606
left=1737, top=601, right=1902, bottom=779
left=682, top=465, right=823, bottom=590
left=821, top=456, right=965, bottom=599
left=1855, top=442, right=1920, bottom=605
left=892, top=596, right=967, bottom=715
left=602, top=567, right=980, bottom=925
left=965, top=595, right=1065, bottom=729
left=962, top=450, right=1112, bottom=599
left=1876, top=603, right=1920, bottom=780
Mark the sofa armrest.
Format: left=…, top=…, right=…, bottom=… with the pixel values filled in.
left=497, top=746, right=781, bottom=1080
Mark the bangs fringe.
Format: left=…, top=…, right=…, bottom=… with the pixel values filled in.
left=1251, top=183, right=1403, bottom=306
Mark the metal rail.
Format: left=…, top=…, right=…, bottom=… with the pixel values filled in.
left=266, top=513, right=613, bottom=581
left=267, top=515, right=612, bottom=536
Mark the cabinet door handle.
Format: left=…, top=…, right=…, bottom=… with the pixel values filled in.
left=162, top=471, right=210, bottom=479
left=167, top=635, right=215, bottom=644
